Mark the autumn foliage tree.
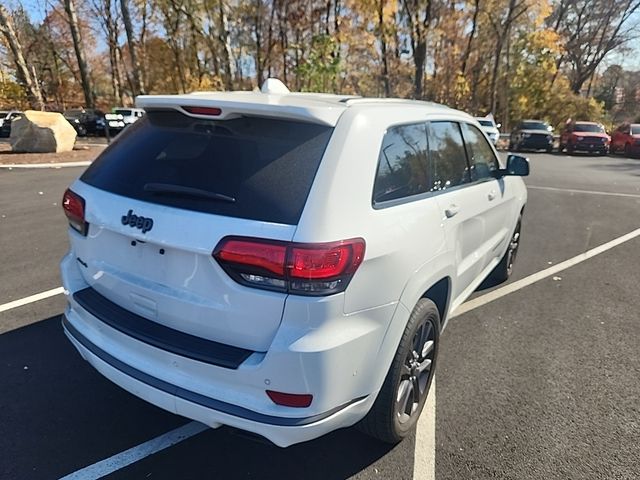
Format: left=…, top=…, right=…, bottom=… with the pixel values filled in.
left=0, top=0, right=638, bottom=128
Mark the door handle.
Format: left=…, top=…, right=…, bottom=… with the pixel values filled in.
left=444, top=205, right=459, bottom=218
left=488, top=190, right=497, bottom=201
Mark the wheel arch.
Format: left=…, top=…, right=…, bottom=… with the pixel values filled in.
left=420, top=277, right=451, bottom=331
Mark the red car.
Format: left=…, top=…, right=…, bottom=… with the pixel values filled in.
left=559, top=121, right=610, bottom=155
left=611, top=123, right=640, bottom=157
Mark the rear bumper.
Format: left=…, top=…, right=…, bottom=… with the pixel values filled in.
left=63, top=316, right=370, bottom=446
left=60, top=252, right=394, bottom=446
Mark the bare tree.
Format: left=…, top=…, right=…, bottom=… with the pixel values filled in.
left=63, top=0, right=95, bottom=108
left=402, top=0, right=432, bottom=99
left=93, top=0, right=124, bottom=104
left=0, top=5, right=45, bottom=109
left=553, top=0, right=640, bottom=94
left=120, top=0, right=145, bottom=94
left=486, top=0, right=529, bottom=114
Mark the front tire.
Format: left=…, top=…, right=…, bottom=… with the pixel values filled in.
left=358, top=299, right=439, bottom=444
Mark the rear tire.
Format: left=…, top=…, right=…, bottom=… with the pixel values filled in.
left=490, top=216, right=522, bottom=284
left=357, top=299, right=440, bottom=444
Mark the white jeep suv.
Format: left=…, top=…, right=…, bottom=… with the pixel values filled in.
left=61, top=81, right=528, bottom=447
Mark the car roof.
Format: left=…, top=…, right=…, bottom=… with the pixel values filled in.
left=136, top=87, right=457, bottom=127
left=573, top=121, right=600, bottom=125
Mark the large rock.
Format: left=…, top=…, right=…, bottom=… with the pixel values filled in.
left=9, top=110, right=77, bottom=153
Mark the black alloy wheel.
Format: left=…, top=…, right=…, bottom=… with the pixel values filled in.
left=505, top=221, right=521, bottom=277
left=395, top=318, right=436, bottom=425
left=357, top=299, right=440, bottom=444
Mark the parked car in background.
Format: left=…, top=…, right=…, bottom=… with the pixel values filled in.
left=60, top=80, right=528, bottom=448
left=509, top=120, right=554, bottom=152
left=0, top=110, right=23, bottom=138
left=0, top=111, right=9, bottom=128
left=475, top=116, right=501, bottom=145
left=106, top=107, right=145, bottom=135
left=610, top=123, right=640, bottom=157
left=559, top=121, right=609, bottom=155
left=64, top=108, right=106, bottom=136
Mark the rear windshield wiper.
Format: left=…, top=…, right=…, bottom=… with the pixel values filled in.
left=143, top=183, right=236, bottom=203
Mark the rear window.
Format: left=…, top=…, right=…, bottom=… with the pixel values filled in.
left=521, top=121, right=551, bottom=131
left=574, top=123, right=604, bottom=133
left=81, top=111, right=333, bottom=225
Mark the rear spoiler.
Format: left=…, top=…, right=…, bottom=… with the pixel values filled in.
left=135, top=93, right=345, bottom=126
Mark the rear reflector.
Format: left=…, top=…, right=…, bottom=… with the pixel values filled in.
left=266, top=390, right=313, bottom=408
left=213, top=237, right=365, bottom=296
left=182, top=106, right=222, bottom=116
left=62, top=189, right=88, bottom=236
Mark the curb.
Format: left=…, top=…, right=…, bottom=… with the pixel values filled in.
left=0, top=161, right=92, bottom=169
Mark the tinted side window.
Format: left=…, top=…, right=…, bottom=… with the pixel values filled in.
left=461, top=123, right=499, bottom=181
left=373, top=123, right=429, bottom=203
left=427, top=121, right=470, bottom=191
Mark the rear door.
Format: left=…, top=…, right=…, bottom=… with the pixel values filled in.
left=71, top=110, right=333, bottom=352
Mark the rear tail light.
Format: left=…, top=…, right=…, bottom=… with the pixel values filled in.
left=62, top=189, right=88, bottom=236
left=213, top=237, right=365, bottom=296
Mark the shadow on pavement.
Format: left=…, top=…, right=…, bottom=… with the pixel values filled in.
left=592, top=157, right=640, bottom=176
left=1, top=315, right=405, bottom=480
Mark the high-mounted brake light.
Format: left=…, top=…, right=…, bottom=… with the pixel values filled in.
left=182, top=106, right=222, bottom=116
left=62, top=189, right=88, bottom=236
left=213, top=237, right=365, bottom=296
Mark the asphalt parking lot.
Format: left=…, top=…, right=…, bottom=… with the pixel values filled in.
left=1, top=152, right=639, bottom=479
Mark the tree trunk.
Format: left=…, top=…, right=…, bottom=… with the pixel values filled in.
left=218, top=0, right=234, bottom=89
left=120, top=0, right=144, bottom=95
left=63, top=0, right=95, bottom=108
left=102, top=0, right=123, bottom=105
left=460, top=0, right=480, bottom=75
left=253, top=1, right=263, bottom=87
left=403, top=0, right=431, bottom=100
left=413, top=39, right=426, bottom=99
left=0, top=5, right=45, bottom=110
left=489, top=37, right=503, bottom=114
left=378, top=0, right=391, bottom=97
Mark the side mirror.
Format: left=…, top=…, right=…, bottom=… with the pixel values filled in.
left=504, top=154, right=529, bottom=176
left=496, top=123, right=502, bottom=129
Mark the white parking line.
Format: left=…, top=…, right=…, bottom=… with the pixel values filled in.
left=58, top=421, right=208, bottom=480
left=452, top=226, right=640, bottom=318
left=413, top=380, right=436, bottom=480
left=0, top=287, right=64, bottom=314
left=6, top=227, right=640, bottom=480
left=527, top=185, right=640, bottom=198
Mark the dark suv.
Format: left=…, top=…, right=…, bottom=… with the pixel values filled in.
left=509, top=120, right=554, bottom=152
left=64, top=109, right=106, bottom=136
left=0, top=111, right=23, bottom=138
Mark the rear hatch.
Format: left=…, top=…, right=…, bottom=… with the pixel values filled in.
left=70, top=109, right=334, bottom=352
